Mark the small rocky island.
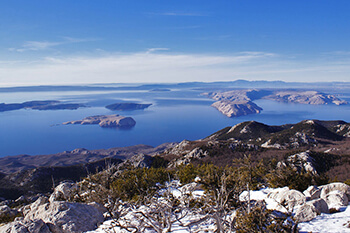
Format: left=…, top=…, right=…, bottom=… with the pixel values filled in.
left=203, top=90, right=265, bottom=117
left=211, top=100, right=262, bottom=117
left=265, top=91, right=348, bottom=105
left=203, top=89, right=347, bottom=118
left=63, top=115, right=136, bottom=128
left=0, top=100, right=84, bottom=112
left=106, top=102, right=152, bottom=111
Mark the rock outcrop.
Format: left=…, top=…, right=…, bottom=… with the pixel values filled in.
left=0, top=218, right=51, bottom=233
left=49, top=182, right=78, bottom=203
left=278, top=151, right=318, bottom=175
left=126, top=154, right=155, bottom=168
left=170, top=148, right=209, bottom=167
left=22, top=197, right=104, bottom=233
left=63, top=114, right=136, bottom=128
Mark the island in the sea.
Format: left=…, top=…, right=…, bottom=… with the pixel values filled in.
left=203, top=89, right=347, bottom=118
left=211, top=100, right=262, bottom=117
left=0, top=100, right=85, bottom=112
left=265, top=90, right=348, bottom=105
left=106, top=102, right=152, bottom=111
left=63, top=114, right=136, bottom=128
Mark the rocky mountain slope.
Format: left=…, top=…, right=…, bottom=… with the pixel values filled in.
left=209, top=120, right=348, bottom=148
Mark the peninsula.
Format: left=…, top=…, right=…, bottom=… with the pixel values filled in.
left=0, top=100, right=85, bottom=112
left=63, top=115, right=136, bottom=128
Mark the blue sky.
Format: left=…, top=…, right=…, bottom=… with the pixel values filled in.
left=0, top=0, right=350, bottom=86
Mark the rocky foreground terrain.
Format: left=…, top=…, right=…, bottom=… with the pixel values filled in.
left=0, top=119, right=350, bottom=232
left=203, top=89, right=347, bottom=117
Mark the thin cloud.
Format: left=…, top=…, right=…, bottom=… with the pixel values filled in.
left=0, top=51, right=349, bottom=86
left=146, top=48, right=170, bottom=54
left=9, top=37, right=98, bottom=52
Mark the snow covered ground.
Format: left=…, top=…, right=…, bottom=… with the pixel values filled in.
left=299, top=205, right=350, bottom=233
left=241, top=188, right=350, bottom=233
left=87, top=185, right=350, bottom=233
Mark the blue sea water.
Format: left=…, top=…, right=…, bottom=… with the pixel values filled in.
left=0, top=88, right=349, bottom=157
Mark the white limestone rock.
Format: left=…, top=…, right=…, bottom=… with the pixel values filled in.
left=303, top=186, right=321, bottom=200
left=294, top=198, right=329, bottom=222
left=319, top=182, right=350, bottom=199
left=24, top=197, right=104, bottom=233
left=323, top=190, right=349, bottom=210
left=0, top=219, right=51, bottom=233
left=286, top=151, right=317, bottom=175
left=49, top=182, right=78, bottom=202
left=267, top=187, right=306, bottom=212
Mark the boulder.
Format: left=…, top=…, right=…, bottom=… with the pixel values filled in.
left=24, top=198, right=104, bottom=233
left=319, top=182, right=350, bottom=199
left=308, top=198, right=329, bottom=214
left=49, top=182, right=78, bottom=202
left=0, top=219, right=51, bottom=233
left=264, top=198, right=289, bottom=213
left=294, top=198, right=329, bottom=222
left=267, top=187, right=306, bottom=211
left=294, top=203, right=318, bottom=222
left=322, top=190, right=349, bottom=210
left=303, top=185, right=321, bottom=200
left=267, top=187, right=290, bottom=201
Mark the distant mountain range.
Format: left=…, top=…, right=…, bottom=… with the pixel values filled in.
left=0, top=80, right=349, bottom=92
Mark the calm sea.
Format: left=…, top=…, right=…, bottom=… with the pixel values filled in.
left=0, top=88, right=349, bottom=157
